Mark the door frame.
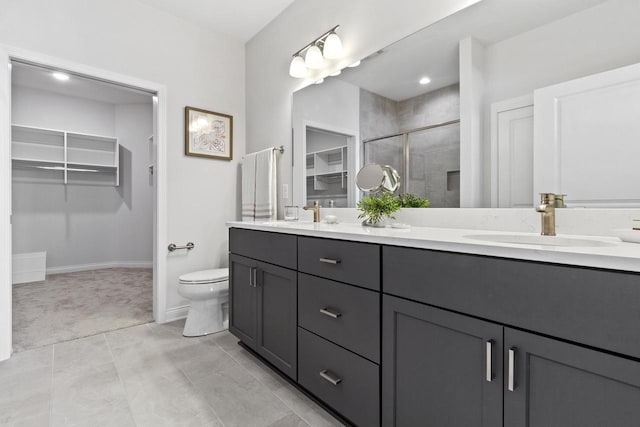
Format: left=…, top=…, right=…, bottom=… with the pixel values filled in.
left=293, top=119, right=359, bottom=208
left=489, top=94, right=533, bottom=207
left=0, top=45, right=169, bottom=361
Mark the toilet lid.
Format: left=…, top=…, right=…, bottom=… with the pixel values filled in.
left=179, top=268, right=228, bottom=284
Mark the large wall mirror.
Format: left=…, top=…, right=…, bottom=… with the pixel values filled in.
left=292, top=0, right=640, bottom=208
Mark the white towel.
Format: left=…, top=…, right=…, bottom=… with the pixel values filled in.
left=242, top=148, right=277, bottom=221
left=241, top=153, right=256, bottom=221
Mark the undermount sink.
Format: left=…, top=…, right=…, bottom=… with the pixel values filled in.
left=463, top=234, right=616, bottom=248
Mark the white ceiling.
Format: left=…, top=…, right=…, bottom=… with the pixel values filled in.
left=135, top=0, right=296, bottom=42
left=337, top=0, right=607, bottom=101
left=11, top=62, right=153, bottom=105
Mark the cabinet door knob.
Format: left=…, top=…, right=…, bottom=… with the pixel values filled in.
left=485, top=340, right=494, bottom=382
left=319, top=369, right=342, bottom=386
left=508, top=347, right=517, bottom=391
left=319, top=307, right=342, bottom=319
left=319, top=257, right=341, bottom=265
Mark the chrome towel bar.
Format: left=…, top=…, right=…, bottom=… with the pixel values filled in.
left=168, top=242, right=195, bottom=252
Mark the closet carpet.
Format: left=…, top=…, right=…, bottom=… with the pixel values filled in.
left=12, top=268, right=153, bottom=352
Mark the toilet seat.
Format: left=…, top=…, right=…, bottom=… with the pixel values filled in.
left=179, top=268, right=228, bottom=285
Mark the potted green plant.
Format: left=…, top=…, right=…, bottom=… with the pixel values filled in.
left=357, top=192, right=401, bottom=227
left=398, top=193, right=430, bottom=208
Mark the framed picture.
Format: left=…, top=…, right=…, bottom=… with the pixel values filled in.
left=184, top=106, right=233, bottom=160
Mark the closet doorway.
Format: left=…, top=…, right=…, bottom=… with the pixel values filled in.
left=0, top=49, right=168, bottom=359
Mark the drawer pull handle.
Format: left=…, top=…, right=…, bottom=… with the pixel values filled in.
left=319, top=369, right=342, bottom=386
left=508, top=347, right=517, bottom=392
left=319, top=307, right=342, bottom=319
left=319, top=257, right=341, bottom=265
left=486, top=340, right=493, bottom=382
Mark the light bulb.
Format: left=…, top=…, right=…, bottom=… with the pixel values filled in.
left=323, top=32, right=343, bottom=59
left=305, top=44, right=324, bottom=69
left=289, top=55, right=307, bottom=78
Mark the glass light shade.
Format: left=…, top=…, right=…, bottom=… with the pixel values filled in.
left=323, top=33, right=343, bottom=59
left=289, top=55, right=307, bottom=78
left=305, top=44, right=324, bottom=69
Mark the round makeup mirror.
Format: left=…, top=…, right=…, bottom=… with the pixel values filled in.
left=356, top=164, right=400, bottom=193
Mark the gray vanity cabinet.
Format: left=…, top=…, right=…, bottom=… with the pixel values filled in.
left=229, top=229, right=298, bottom=380
left=504, top=328, right=640, bottom=427
left=382, top=295, right=503, bottom=427
left=229, top=253, right=258, bottom=348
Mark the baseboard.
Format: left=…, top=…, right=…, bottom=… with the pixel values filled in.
left=46, top=261, right=153, bottom=275
left=164, top=304, right=189, bottom=323
left=12, top=252, right=47, bottom=284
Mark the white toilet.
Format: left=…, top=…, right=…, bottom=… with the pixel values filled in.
left=177, top=268, right=229, bottom=337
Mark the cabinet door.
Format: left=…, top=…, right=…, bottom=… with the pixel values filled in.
left=229, top=254, right=258, bottom=349
left=504, top=328, right=640, bottom=427
left=383, top=295, right=503, bottom=427
left=256, top=261, right=297, bottom=380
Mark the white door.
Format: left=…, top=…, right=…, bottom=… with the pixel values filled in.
left=490, top=96, right=534, bottom=208
left=0, top=50, right=12, bottom=361
left=534, top=62, right=640, bottom=207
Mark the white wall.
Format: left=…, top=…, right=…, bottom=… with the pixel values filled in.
left=115, top=104, right=154, bottom=265
left=291, top=78, right=359, bottom=207
left=11, top=86, right=153, bottom=271
left=481, top=0, right=640, bottom=202
left=247, top=0, right=481, bottom=217
left=0, top=0, right=245, bottom=321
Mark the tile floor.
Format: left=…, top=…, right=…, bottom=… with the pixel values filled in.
left=0, top=321, right=343, bottom=427
left=12, top=268, right=153, bottom=352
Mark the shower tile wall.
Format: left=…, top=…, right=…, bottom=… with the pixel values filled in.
left=360, top=84, right=460, bottom=207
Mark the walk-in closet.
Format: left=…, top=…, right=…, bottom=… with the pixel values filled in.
left=10, top=62, right=155, bottom=351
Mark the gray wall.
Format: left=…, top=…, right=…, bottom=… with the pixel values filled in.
left=361, top=84, right=460, bottom=207
left=11, top=85, right=153, bottom=271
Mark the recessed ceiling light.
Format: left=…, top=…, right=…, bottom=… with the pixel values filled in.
left=52, top=72, right=70, bottom=81
left=348, top=60, right=361, bottom=68
left=419, top=76, right=431, bottom=85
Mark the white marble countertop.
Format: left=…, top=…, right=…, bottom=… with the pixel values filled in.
left=227, top=220, right=640, bottom=273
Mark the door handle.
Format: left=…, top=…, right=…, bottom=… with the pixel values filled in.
left=319, top=369, right=342, bottom=386
left=485, top=340, right=494, bottom=382
left=319, top=257, right=341, bottom=265
left=319, top=307, right=342, bottom=319
left=249, top=267, right=257, bottom=287
left=508, top=347, right=517, bottom=391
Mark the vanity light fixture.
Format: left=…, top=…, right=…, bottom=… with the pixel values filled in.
left=52, top=72, right=70, bottom=81
left=289, top=25, right=343, bottom=78
left=348, top=60, right=361, bottom=68
left=419, top=76, right=431, bottom=85
left=329, top=70, right=342, bottom=77
left=314, top=78, right=324, bottom=85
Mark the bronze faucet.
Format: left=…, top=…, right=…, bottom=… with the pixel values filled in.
left=535, top=193, right=556, bottom=236
left=303, top=201, right=321, bottom=223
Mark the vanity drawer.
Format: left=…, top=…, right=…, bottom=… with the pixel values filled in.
left=298, top=237, right=380, bottom=290
left=229, top=228, right=296, bottom=269
left=298, top=273, right=380, bottom=363
left=298, top=328, right=379, bottom=427
left=383, top=245, right=640, bottom=359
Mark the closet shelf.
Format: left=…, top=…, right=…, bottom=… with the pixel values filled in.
left=11, top=124, right=119, bottom=186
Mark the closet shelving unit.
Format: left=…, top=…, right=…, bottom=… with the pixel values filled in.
left=306, top=145, right=348, bottom=190
left=11, top=124, right=119, bottom=186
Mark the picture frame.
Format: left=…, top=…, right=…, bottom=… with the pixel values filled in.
left=184, top=106, right=233, bottom=160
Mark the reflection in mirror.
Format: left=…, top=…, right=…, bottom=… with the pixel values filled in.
left=291, top=0, right=640, bottom=209
left=355, top=164, right=385, bottom=193
left=356, top=164, right=401, bottom=194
